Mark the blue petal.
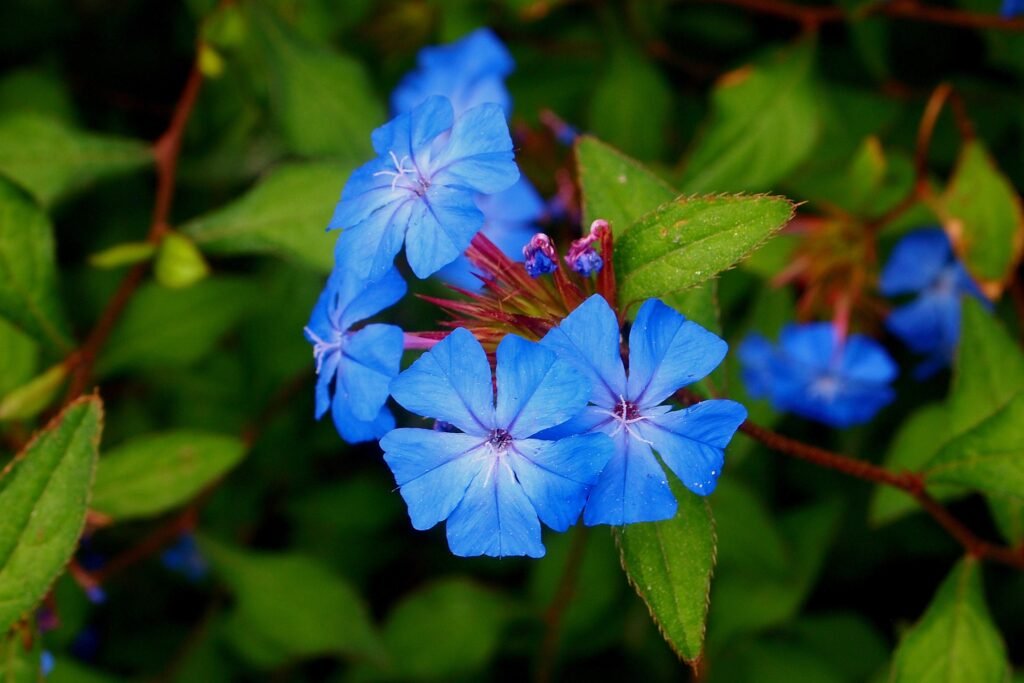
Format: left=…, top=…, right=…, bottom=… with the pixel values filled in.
left=509, top=434, right=614, bottom=532
left=887, top=295, right=952, bottom=355
left=541, top=294, right=627, bottom=408
left=839, top=334, right=899, bottom=384
left=534, top=405, right=617, bottom=440
left=1003, top=0, right=1024, bottom=17
left=337, top=267, right=407, bottom=331
left=330, top=158, right=409, bottom=230
left=332, top=400, right=395, bottom=444
left=419, top=28, right=514, bottom=77
left=778, top=322, right=838, bottom=373
left=627, top=298, right=728, bottom=408
left=313, top=351, right=340, bottom=419
left=431, top=104, right=519, bottom=195
left=333, top=197, right=414, bottom=281
left=583, top=431, right=677, bottom=526
left=389, top=327, right=494, bottom=436
left=380, top=429, right=486, bottom=530
left=495, top=334, right=592, bottom=439
left=446, top=458, right=545, bottom=558
left=337, top=324, right=404, bottom=422
left=371, top=95, right=454, bottom=161
left=879, top=228, right=952, bottom=296
left=738, top=334, right=776, bottom=399
left=637, top=400, right=746, bottom=497
left=405, top=185, right=484, bottom=279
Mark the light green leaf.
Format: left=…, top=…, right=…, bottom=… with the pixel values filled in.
left=97, top=278, right=256, bottom=377
left=890, top=558, right=1009, bottom=683
left=0, top=626, right=41, bottom=683
left=91, top=431, right=246, bottom=521
left=0, top=396, right=103, bottom=633
left=941, top=140, right=1024, bottom=298
left=248, top=7, right=383, bottom=160
left=615, top=479, right=715, bottom=665
left=0, top=178, right=70, bottom=351
left=615, top=194, right=794, bottom=307
left=0, top=114, right=151, bottom=207
left=575, top=136, right=675, bottom=233
left=680, top=40, right=819, bottom=193
left=153, top=233, right=209, bottom=289
left=88, top=241, right=157, bottom=270
left=201, top=539, right=382, bottom=667
left=182, top=163, right=343, bottom=272
left=0, top=362, right=68, bottom=422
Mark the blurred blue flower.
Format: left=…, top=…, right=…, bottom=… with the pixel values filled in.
left=305, top=267, right=406, bottom=443
left=1002, top=0, right=1023, bottom=17
left=540, top=295, right=747, bottom=525
left=41, top=651, right=55, bottom=677
left=161, top=534, right=208, bottom=582
left=880, top=227, right=986, bottom=376
left=331, top=96, right=519, bottom=280
left=391, top=28, right=514, bottom=118
left=382, top=328, right=613, bottom=558
left=741, top=322, right=897, bottom=427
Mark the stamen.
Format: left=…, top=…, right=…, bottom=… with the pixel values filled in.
left=372, top=151, right=419, bottom=191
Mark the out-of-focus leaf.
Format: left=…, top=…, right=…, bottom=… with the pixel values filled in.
left=615, top=478, right=715, bottom=665
left=201, top=539, right=382, bottom=667
left=789, top=613, right=888, bottom=682
left=182, top=163, right=343, bottom=272
left=575, top=136, right=675, bottom=233
left=0, top=362, right=68, bottom=421
left=154, top=233, right=209, bottom=289
left=0, top=396, right=102, bottom=633
left=941, top=140, right=1024, bottom=298
left=0, top=68, right=75, bottom=121
left=890, top=557, right=1009, bottom=683
left=0, top=318, right=37, bottom=398
left=709, top=639, right=845, bottom=683
left=987, top=494, right=1024, bottom=545
left=712, top=480, right=789, bottom=577
left=248, top=6, right=383, bottom=160
left=680, top=41, right=819, bottom=193
left=0, top=626, right=41, bottom=683
left=88, top=241, right=157, bottom=269
left=616, top=194, right=794, bottom=307
left=98, top=278, right=256, bottom=377
left=0, top=114, right=151, bottom=207
left=0, top=178, right=70, bottom=351
left=662, top=280, right=719, bottom=335
left=49, top=660, right=123, bottom=682
left=91, top=431, right=246, bottom=521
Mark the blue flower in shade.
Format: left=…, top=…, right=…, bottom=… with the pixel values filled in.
left=1002, top=0, right=1023, bottom=17
left=161, top=534, right=208, bottom=582
left=880, top=228, right=986, bottom=375
left=392, top=28, right=514, bottom=118
left=540, top=295, right=747, bottom=526
left=381, top=328, right=614, bottom=558
left=330, top=95, right=520, bottom=280
left=740, top=322, right=897, bottom=428
left=305, top=267, right=406, bottom=443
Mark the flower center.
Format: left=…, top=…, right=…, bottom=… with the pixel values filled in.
left=809, top=374, right=841, bottom=401
left=597, top=397, right=654, bottom=444
left=304, top=326, right=345, bottom=375
left=488, top=428, right=513, bottom=452
left=373, top=150, right=429, bottom=195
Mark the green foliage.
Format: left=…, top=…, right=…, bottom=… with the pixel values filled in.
left=91, top=431, right=246, bottom=521
left=0, top=627, right=41, bottom=683
left=0, top=397, right=102, bottom=633
left=0, top=362, right=68, bottom=422
left=153, top=233, right=209, bottom=289
left=890, top=558, right=1009, bottom=683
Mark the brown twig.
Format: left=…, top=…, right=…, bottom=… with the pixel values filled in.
left=536, top=526, right=590, bottom=683
left=92, top=506, right=199, bottom=583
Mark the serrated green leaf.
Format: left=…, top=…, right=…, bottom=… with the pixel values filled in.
left=0, top=396, right=103, bottom=633
left=200, top=538, right=382, bottom=667
left=182, top=163, right=343, bottom=272
left=248, top=7, right=383, bottom=160
left=97, top=278, right=256, bottom=377
left=0, top=114, right=151, bottom=207
left=0, top=178, right=70, bottom=351
left=615, top=479, right=715, bottom=665
left=680, top=41, right=819, bottom=193
left=941, top=140, right=1024, bottom=297
left=91, top=431, right=246, bottom=521
left=575, top=136, right=675, bottom=233
left=890, top=558, right=1009, bottom=683
left=615, top=194, right=794, bottom=307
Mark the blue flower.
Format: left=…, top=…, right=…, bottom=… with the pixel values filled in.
left=540, top=295, right=747, bottom=526
left=330, top=96, right=520, bottom=280
left=381, top=328, right=614, bottom=558
left=161, top=534, right=208, bottom=582
left=392, top=28, right=514, bottom=118
left=305, top=267, right=406, bottom=443
left=880, top=228, right=986, bottom=375
left=1002, top=0, right=1023, bottom=17
left=740, top=322, right=897, bottom=428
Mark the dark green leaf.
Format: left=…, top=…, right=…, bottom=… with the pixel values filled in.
left=0, top=319, right=37, bottom=398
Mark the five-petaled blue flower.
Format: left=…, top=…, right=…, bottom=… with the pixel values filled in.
left=880, top=227, right=986, bottom=376
left=330, top=95, right=520, bottom=280
left=381, top=328, right=614, bottom=558
left=539, top=295, right=747, bottom=526
left=305, top=267, right=406, bottom=443
left=741, top=322, right=897, bottom=428
left=391, top=28, right=514, bottom=118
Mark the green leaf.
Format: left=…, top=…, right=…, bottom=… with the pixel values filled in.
left=0, top=318, right=37, bottom=398
left=181, top=163, right=343, bottom=272
left=615, top=479, right=715, bottom=666
left=0, top=396, right=103, bottom=633
left=615, top=194, right=794, bottom=306
left=200, top=539, right=382, bottom=667
left=88, top=241, right=157, bottom=269
left=987, top=494, right=1024, bottom=545
left=153, top=233, right=209, bottom=289
left=890, top=558, right=1009, bottom=683
left=97, top=278, right=256, bottom=377
left=0, top=626, right=41, bottom=683
left=0, top=114, right=151, bottom=207
left=381, top=579, right=509, bottom=680
left=679, top=40, right=819, bottom=193
left=0, top=362, right=68, bottom=422
left=941, top=140, right=1024, bottom=297
left=248, top=7, right=383, bottom=160
left=662, top=280, right=719, bottom=335
left=575, top=136, right=675, bottom=233
left=0, top=178, right=70, bottom=351
left=91, top=431, right=246, bottom=521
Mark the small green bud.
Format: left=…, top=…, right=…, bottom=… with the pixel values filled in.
left=155, top=232, right=209, bottom=289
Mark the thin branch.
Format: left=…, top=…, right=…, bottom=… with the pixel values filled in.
left=536, top=526, right=589, bottom=683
